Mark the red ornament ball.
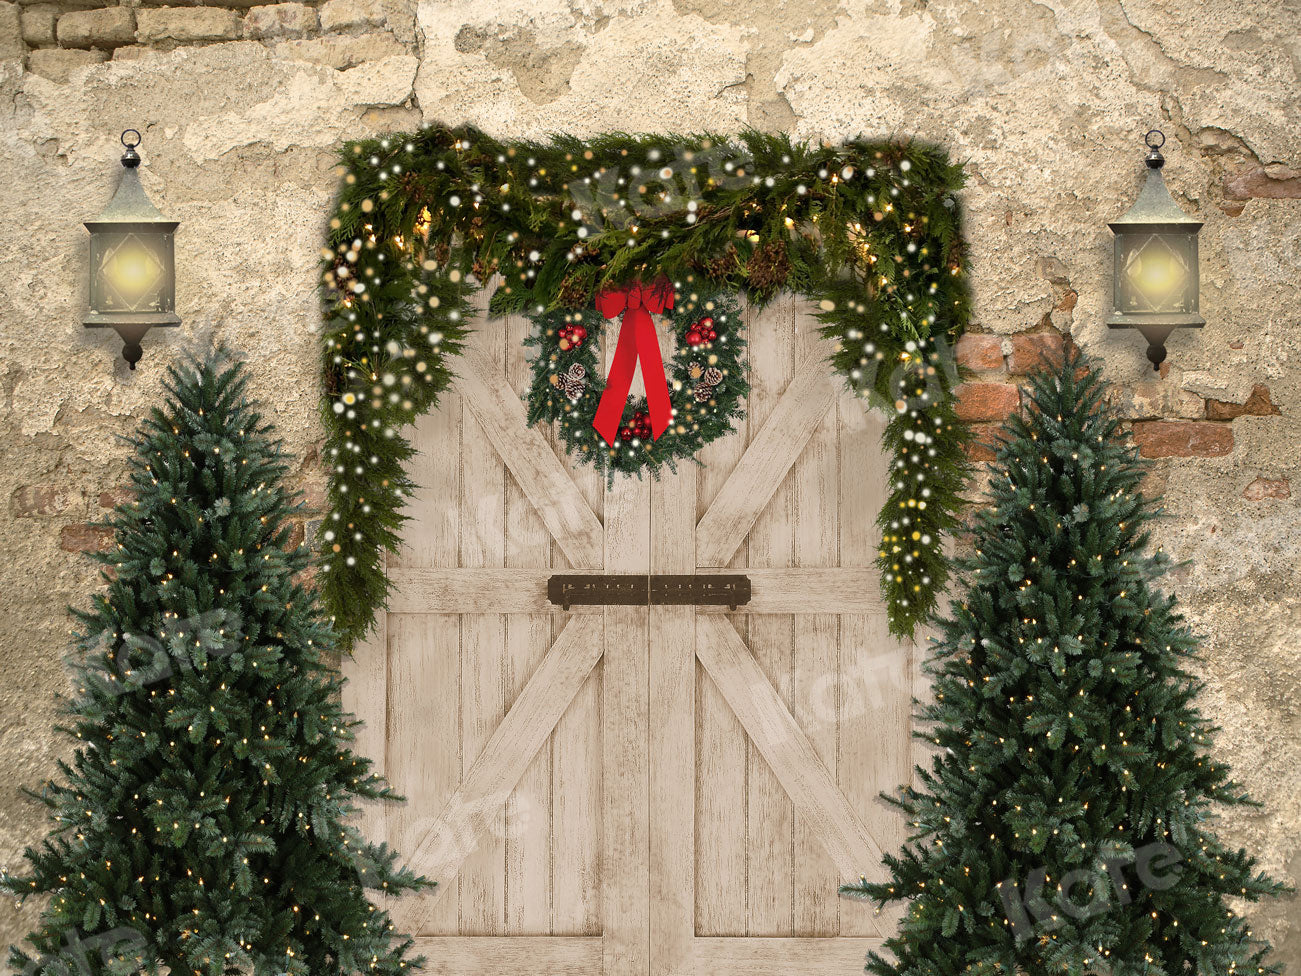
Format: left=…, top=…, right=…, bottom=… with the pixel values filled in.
left=558, top=324, right=587, bottom=350
left=685, top=316, right=716, bottom=347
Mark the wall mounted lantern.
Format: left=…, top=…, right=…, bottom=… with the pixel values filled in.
left=1106, top=129, right=1204, bottom=371
left=83, top=130, right=180, bottom=369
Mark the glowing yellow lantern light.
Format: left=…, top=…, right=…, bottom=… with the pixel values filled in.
left=83, top=130, right=180, bottom=369
left=1107, top=129, right=1203, bottom=370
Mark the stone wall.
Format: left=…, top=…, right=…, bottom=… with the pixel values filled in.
left=1, top=0, right=1298, bottom=961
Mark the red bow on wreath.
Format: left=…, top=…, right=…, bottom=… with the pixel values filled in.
left=592, top=277, right=675, bottom=445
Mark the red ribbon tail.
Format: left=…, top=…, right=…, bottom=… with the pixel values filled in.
left=592, top=312, right=640, bottom=444
left=635, top=312, right=672, bottom=440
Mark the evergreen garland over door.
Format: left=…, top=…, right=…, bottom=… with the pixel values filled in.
left=343, top=301, right=920, bottom=975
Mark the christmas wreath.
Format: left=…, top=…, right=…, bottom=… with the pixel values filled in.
left=319, top=126, right=973, bottom=647
left=525, top=282, right=748, bottom=477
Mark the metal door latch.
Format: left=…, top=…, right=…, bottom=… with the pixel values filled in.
left=547, top=574, right=751, bottom=611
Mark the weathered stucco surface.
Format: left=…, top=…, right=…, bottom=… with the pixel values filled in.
left=1, top=0, right=1298, bottom=961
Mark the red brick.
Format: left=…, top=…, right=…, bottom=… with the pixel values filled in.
left=955, top=334, right=1003, bottom=371
left=98, top=488, right=135, bottom=509
left=297, top=477, right=329, bottom=513
left=1223, top=164, right=1301, bottom=201
left=1008, top=332, right=1065, bottom=375
left=10, top=485, right=73, bottom=518
left=1204, top=384, right=1281, bottom=421
left=60, top=524, right=115, bottom=553
left=1242, top=477, right=1290, bottom=501
left=954, top=382, right=1020, bottom=423
left=1132, top=421, right=1233, bottom=458
left=963, top=423, right=1003, bottom=461
left=282, top=520, right=305, bottom=552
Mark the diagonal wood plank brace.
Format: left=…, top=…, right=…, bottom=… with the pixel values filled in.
left=546, top=574, right=752, bottom=611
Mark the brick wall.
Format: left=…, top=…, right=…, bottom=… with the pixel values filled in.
left=954, top=331, right=1289, bottom=503
left=3, top=0, right=407, bottom=82
left=27, top=464, right=327, bottom=558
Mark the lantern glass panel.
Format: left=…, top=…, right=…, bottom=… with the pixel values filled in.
left=1114, top=230, right=1198, bottom=317
left=90, top=229, right=175, bottom=315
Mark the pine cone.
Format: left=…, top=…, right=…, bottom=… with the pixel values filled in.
left=702, top=366, right=723, bottom=387
left=558, top=273, right=591, bottom=309
left=746, top=239, right=791, bottom=293
left=695, top=245, right=739, bottom=282
left=688, top=361, right=705, bottom=380
left=693, top=385, right=714, bottom=403
left=323, top=365, right=343, bottom=397
left=561, top=363, right=587, bottom=400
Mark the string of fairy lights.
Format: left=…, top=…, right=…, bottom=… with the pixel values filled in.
left=318, top=125, right=973, bottom=644
left=839, top=358, right=1284, bottom=975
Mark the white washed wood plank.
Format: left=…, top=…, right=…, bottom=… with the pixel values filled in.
left=742, top=306, right=795, bottom=938
left=410, top=936, right=600, bottom=975
left=650, top=468, right=696, bottom=976
left=695, top=615, right=887, bottom=939
left=503, top=314, right=554, bottom=936
left=793, top=314, right=841, bottom=937
left=453, top=345, right=603, bottom=570
left=387, top=612, right=462, bottom=934
left=459, top=325, right=508, bottom=936
left=837, top=397, right=906, bottom=934
left=602, top=465, right=651, bottom=976
left=695, top=336, right=840, bottom=568
left=341, top=619, right=387, bottom=843
left=386, top=567, right=886, bottom=615
left=690, top=936, right=883, bottom=974
left=391, top=397, right=462, bottom=569
left=549, top=321, right=605, bottom=938
left=393, top=616, right=605, bottom=935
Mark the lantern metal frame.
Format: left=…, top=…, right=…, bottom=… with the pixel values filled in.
left=1106, top=129, right=1204, bottom=371
left=83, top=129, right=180, bottom=369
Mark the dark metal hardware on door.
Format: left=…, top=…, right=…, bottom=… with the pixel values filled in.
left=547, top=574, right=752, bottom=611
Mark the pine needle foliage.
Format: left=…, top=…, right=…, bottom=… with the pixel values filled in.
left=842, top=348, right=1287, bottom=976
left=320, top=125, right=972, bottom=644
left=2, top=353, right=427, bottom=976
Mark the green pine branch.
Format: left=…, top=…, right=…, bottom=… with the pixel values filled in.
left=841, top=348, right=1288, bottom=976
left=2, top=352, right=428, bottom=976
left=317, top=125, right=974, bottom=647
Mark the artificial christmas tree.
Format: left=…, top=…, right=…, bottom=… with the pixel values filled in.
left=844, top=348, right=1286, bottom=975
left=2, top=353, right=426, bottom=976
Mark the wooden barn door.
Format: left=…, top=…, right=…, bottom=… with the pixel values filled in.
left=342, top=297, right=919, bottom=976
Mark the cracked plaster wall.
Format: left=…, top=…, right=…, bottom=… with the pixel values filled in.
left=0, top=0, right=1298, bottom=961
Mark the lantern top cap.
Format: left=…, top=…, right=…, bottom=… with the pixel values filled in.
left=1108, top=129, right=1202, bottom=230
left=85, top=131, right=177, bottom=229
left=120, top=129, right=142, bottom=169
left=1143, top=129, right=1165, bottom=169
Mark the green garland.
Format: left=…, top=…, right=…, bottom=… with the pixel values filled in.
left=319, top=125, right=973, bottom=647
left=525, top=287, right=748, bottom=478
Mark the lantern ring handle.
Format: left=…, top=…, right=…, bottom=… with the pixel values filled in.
left=1144, top=129, right=1165, bottom=150
left=121, top=129, right=142, bottom=149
